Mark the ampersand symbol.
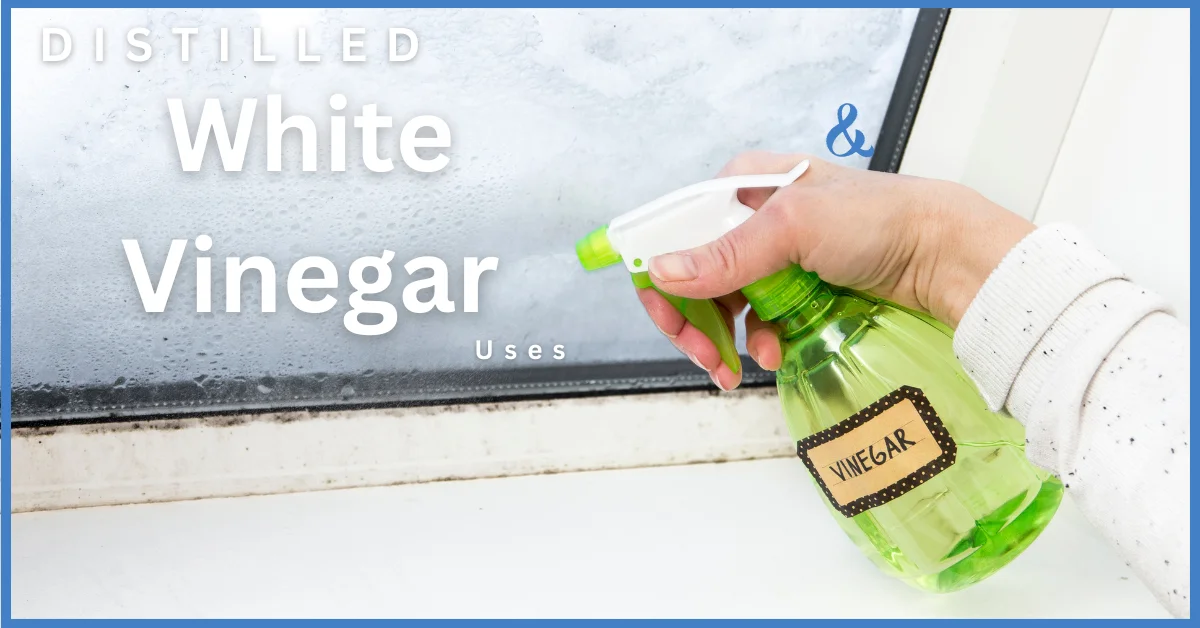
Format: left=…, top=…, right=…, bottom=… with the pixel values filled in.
left=825, top=103, right=875, bottom=158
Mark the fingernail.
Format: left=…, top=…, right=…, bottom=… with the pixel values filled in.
left=686, top=351, right=706, bottom=371
left=649, top=254, right=698, bottom=281
left=657, top=323, right=678, bottom=339
left=710, top=371, right=730, bottom=391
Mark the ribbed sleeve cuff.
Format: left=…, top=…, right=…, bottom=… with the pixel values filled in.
left=952, top=224, right=1125, bottom=412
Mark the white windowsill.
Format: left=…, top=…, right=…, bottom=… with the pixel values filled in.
left=13, top=458, right=1166, bottom=618
left=10, top=386, right=1170, bottom=617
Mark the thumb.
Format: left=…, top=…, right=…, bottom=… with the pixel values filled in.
left=647, top=203, right=796, bottom=299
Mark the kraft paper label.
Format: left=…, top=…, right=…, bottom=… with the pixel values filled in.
left=796, top=386, right=956, bottom=518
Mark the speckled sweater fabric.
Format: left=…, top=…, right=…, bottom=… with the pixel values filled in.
left=954, top=223, right=1189, bottom=617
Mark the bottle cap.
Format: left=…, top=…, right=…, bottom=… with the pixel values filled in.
left=744, top=266, right=823, bottom=321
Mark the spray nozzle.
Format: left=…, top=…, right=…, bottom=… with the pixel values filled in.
left=575, top=160, right=813, bottom=376
left=576, top=225, right=622, bottom=271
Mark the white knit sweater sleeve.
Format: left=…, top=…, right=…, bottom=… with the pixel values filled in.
left=953, top=224, right=1190, bottom=618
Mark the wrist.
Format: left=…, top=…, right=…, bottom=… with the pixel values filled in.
left=917, top=180, right=1035, bottom=329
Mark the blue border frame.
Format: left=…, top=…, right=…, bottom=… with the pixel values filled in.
left=4, top=1, right=13, bottom=622
left=2, top=0, right=1198, bottom=6
left=1, top=1, right=1195, bottom=622
left=11, top=1, right=1193, bottom=6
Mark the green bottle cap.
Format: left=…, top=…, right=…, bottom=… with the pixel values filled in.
left=576, top=225, right=622, bottom=271
left=743, top=265, right=822, bottom=321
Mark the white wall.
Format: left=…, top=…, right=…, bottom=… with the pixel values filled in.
left=901, top=9, right=1110, bottom=221
left=905, top=8, right=1190, bottom=321
left=1035, top=9, right=1191, bottom=322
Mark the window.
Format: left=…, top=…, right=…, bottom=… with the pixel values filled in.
left=11, top=8, right=945, bottom=423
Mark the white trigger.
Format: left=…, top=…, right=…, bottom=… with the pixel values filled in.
left=607, top=160, right=810, bottom=273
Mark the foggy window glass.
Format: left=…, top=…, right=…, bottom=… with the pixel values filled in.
left=11, top=8, right=940, bottom=422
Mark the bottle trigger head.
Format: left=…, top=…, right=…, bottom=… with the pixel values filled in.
left=576, top=225, right=622, bottom=271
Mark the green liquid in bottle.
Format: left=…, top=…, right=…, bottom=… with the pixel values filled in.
left=762, top=280, right=1062, bottom=593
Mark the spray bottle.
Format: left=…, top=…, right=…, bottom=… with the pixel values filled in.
left=575, top=162, right=1063, bottom=592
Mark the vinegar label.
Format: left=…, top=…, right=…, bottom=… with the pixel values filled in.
left=796, top=386, right=957, bottom=518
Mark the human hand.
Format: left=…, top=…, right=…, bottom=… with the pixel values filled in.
left=638, top=151, right=1034, bottom=390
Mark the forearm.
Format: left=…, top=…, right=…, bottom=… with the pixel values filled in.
left=953, top=224, right=1190, bottom=617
